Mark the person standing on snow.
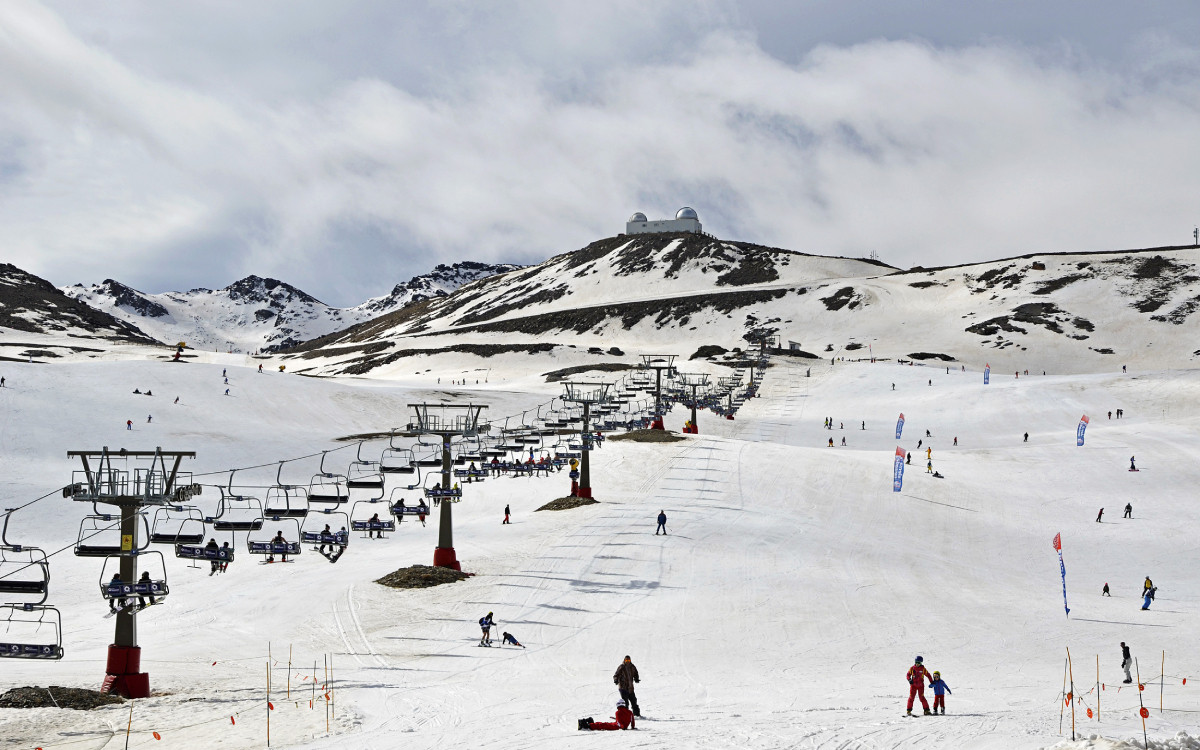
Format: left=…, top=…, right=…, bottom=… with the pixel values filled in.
left=614, top=655, right=641, bottom=716
left=126, top=420, right=133, bottom=430
left=503, top=504, right=511, bottom=524
left=930, top=671, right=951, bottom=714
left=906, top=656, right=933, bottom=715
left=1124, top=503, right=1132, bottom=518
left=1143, top=576, right=1153, bottom=597
left=1130, top=456, right=1137, bottom=471
left=655, top=510, right=667, bottom=535
left=1096, top=508, right=1104, bottom=522
left=1121, top=642, right=1133, bottom=684
left=479, top=612, right=495, bottom=646
left=1102, top=582, right=1111, bottom=596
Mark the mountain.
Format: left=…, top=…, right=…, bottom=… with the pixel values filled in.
left=0, top=264, right=160, bottom=355
left=275, top=233, right=1200, bottom=376
left=60, top=262, right=523, bottom=353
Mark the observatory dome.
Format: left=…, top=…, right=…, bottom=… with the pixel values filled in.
left=676, top=207, right=699, bottom=221
left=628, top=212, right=648, bottom=223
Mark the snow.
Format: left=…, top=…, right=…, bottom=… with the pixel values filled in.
left=0, top=345, right=1198, bottom=749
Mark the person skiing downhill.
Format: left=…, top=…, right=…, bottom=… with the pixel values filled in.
left=930, top=671, right=951, bottom=714
left=1121, top=642, right=1133, bottom=683
left=906, top=656, right=933, bottom=715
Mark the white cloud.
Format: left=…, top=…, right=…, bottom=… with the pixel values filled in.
left=2, top=1, right=1199, bottom=305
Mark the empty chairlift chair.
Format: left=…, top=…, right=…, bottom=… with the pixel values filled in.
left=308, top=452, right=350, bottom=506
left=263, top=462, right=310, bottom=519
left=208, top=488, right=265, bottom=532
left=75, top=514, right=150, bottom=557
left=0, top=604, right=64, bottom=660
left=0, top=515, right=51, bottom=605
left=347, top=441, right=386, bottom=494
left=148, top=505, right=206, bottom=546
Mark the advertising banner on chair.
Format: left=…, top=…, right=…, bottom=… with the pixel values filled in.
left=1076, top=415, right=1089, bottom=447
left=893, top=446, right=906, bottom=493
left=895, top=413, right=905, bottom=440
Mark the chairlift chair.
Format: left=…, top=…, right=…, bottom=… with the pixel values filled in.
left=99, top=550, right=169, bottom=612
left=350, top=498, right=395, bottom=537
left=300, top=510, right=350, bottom=562
left=175, top=540, right=235, bottom=566
left=75, top=514, right=150, bottom=557
left=388, top=489, right=429, bottom=521
left=347, top=442, right=386, bottom=491
left=380, top=446, right=417, bottom=475
left=0, top=514, right=51, bottom=604
left=0, top=603, right=64, bottom=660
left=148, top=505, right=206, bottom=545
left=208, top=488, right=265, bottom=532
left=246, top=517, right=302, bottom=559
left=308, top=452, right=350, bottom=505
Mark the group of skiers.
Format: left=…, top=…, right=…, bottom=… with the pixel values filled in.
left=905, top=656, right=951, bottom=715
left=477, top=612, right=523, bottom=648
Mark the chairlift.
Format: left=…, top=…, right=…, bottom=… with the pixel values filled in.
left=380, top=432, right=416, bottom=475
left=0, top=604, right=64, bottom=660
left=388, top=490, right=429, bottom=521
left=75, top=514, right=150, bottom=557
left=99, top=551, right=169, bottom=613
left=208, top=486, right=265, bottom=532
left=176, top=539, right=235, bottom=566
left=264, top=463, right=310, bottom=518
left=246, top=517, right=301, bottom=559
left=148, top=505, right=206, bottom=545
left=309, top=452, right=350, bottom=505
left=300, top=510, right=350, bottom=562
left=347, top=442, right=385, bottom=491
left=350, top=498, right=395, bottom=537
left=0, top=513, right=50, bottom=604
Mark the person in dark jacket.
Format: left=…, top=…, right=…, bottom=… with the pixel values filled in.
left=614, top=655, right=641, bottom=716
left=1121, top=642, right=1132, bottom=683
left=205, top=538, right=221, bottom=575
left=655, top=511, right=667, bottom=535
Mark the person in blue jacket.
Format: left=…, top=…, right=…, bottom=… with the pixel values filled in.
left=930, top=671, right=951, bottom=714
left=655, top=510, right=667, bottom=535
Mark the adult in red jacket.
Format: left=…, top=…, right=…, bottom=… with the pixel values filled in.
left=587, top=700, right=636, bottom=730
left=906, top=656, right=933, bottom=715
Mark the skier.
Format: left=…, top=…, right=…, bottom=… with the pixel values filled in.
left=926, top=461, right=933, bottom=474
left=1108, top=411, right=1112, bottom=419
left=174, top=396, right=179, bottom=404
left=613, top=655, right=641, bottom=716
left=828, top=438, right=834, bottom=447
left=224, top=388, right=230, bottom=396
left=1102, top=582, right=1110, bottom=596
left=205, top=538, right=221, bottom=575
left=892, top=383, right=895, bottom=391
left=1130, top=456, right=1137, bottom=471
left=925, top=447, right=931, bottom=460
left=861, top=421, right=865, bottom=430
left=136, top=571, right=157, bottom=608
left=126, top=420, right=133, bottom=430
left=258, top=364, right=263, bottom=373
left=479, top=612, right=495, bottom=646
left=219, top=541, right=231, bottom=572
left=930, top=671, right=951, bottom=714
left=840, top=437, right=846, bottom=446
left=925, top=429, right=931, bottom=438
left=501, top=631, right=524, bottom=648
left=147, top=414, right=152, bottom=423
left=953, top=437, right=957, bottom=446
left=1095, top=508, right=1103, bottom=522
left=1143, top=592, right=1153, bottom=610
left=656, top=510, right=667, bottom=535
left=906, top=453, right=911, bottom=465
left=222, top=368, right=226, bottom=377
left=906, top=656, right=933, bottom=715
left=1124, top=503, right=1132, bottom=518
left=917, top=439, right=922, bottom=449
left=1023, top=432, right=1029, bottom=442
left=266, top=531, right=288, bottom=562
left=503, top=504, right=510, bottom=524
left=1120, top=642, right=1132, bottom=683
left=1, top=376, right=4, bottom=387
left=580, top=699, right=635, bottom=731
left=417, top=501, right=427, bottom=527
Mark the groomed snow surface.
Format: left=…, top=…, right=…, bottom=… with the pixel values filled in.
left=1, top=353, right=1198, bottom=749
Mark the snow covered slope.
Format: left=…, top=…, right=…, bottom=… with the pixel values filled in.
left=281, top=238, right=1200, bottom=377
left=0, top=350, right=1196, bottom=750
left=60, top=262, right=523, bottom=353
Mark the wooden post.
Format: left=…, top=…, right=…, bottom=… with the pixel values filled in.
left=324, top=654, right=329, bottom=734
left=331, top=653, right=335, bottom=722
left=124, top=703, right=133, bottom=750
left=312, top=659, right=316, bottom=709
left=1059, top=657, right=1067, bottom=734
left=1067, top=647, right=1076, bottom=741
left=1136, top=658, right=1148, bottom=750
left=1096, top=654, right=1100, bottom=721
left=1161, top=651, right=1165, bottom=714
left=266, top=658, right=271, bottom=748
left=287, top=644, right=292, bottom=701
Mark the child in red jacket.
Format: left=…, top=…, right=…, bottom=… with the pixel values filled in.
left=581, top=700, right=635, bottom=730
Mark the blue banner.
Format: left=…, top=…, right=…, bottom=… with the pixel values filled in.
left=893, top=447, right=905, bottom=492
left=1076, top=415, right=1089, bottom=446
left=895, top=413, right=905, bottom=440
left=1058, top=551, right=1070, bottom=617
left=984, top=364, right=990, bottom=385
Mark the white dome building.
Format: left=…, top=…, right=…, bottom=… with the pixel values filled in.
left=625, top=207, right=703, bottom=236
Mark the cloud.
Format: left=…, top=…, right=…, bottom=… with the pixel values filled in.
left=2, top=1, right=1200, bottom=305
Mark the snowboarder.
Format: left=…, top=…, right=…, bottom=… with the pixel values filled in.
left=1121, top=642, right=1133, bottom=683
left=906, top=656, right=933, bottom=715
left=905, top=453, right=911, bottom=465
left=222, top=368, right=226, bottom=377
left=107, top=573, right=126, bottom=614
left=126, top=420, right=133, bottom=430
left=1130, top=456, right=1137, bottom=471
left=258, top=364, right=263, bottom=373
left=1, top=377, right=5, bottom=387
left=266, top=531, right=288, bottom=562
left=925, top=429, right=931, bottom=438
left=368, top=513, right=383, bottom=539
left=133, top=388, right=141, bottom=394
left=614, top=655, right=641, bottom=716
left=861, top=421, right=865, bottom=430
left=827, top=438, right=834, bottom=447
left=917, top=439, right=922, bottom=449
left=479, top=612, right=494, bottom=646
left=174, top=396, right=179, bottom=404
left=1096, top=508, right=1103, bottom=522
left=224, top=388, right=230, bottom=396
left=501, top=631, right=524, bottom=648
left=205, top=538, right=221, bottom=575
left=1102, top=582, right=1110, bottom=596
left=1143, top=576, right=1153, bottom=597
left=930, top=671, right=951, bottom=714
left=1124, top=503, right=1132, bottom=518
left=580, top=699, right=635, bottom=731
left=932, top=471, right=944, bottom=478
left=1143, top=589, right=1154, bottom=611
left=656, top=510, right=667, bottom=535
left=503, top=504, right=510, bottom=524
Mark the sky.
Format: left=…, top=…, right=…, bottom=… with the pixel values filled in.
left=2, top=1, right=1199, bottom=307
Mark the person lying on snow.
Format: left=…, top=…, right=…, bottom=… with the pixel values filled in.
left=578, top=699, right=635, bottom=730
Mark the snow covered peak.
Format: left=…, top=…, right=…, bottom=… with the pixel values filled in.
left=356, top=261, right=524, bottom=316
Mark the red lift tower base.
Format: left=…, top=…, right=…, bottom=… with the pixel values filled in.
left=102, top=644, right=150, bottom=698
left=433, top=546, right=461, bottom=571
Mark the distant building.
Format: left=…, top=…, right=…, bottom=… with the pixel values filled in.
left=626, top=207, right=702, bottom=235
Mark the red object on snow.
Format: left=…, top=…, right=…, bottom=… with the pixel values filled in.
left=101, top=644, right=150, bottom=698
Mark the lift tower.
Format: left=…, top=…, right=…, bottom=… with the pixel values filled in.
left=561, top=381, right=612, bottom=499
left=67, top=447, right=197, bottom=698
left=407, top=404, right=487, bottom=571
left=676, top=373, right=711, bottom=433
left=639, top=355, right=676, bottom=430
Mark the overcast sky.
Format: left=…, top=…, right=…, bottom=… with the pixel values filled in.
left=3, top=1, right=1199, bottom=306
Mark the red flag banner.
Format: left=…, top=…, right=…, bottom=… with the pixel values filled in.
left=1052, top=533, right=1062, bottom=551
